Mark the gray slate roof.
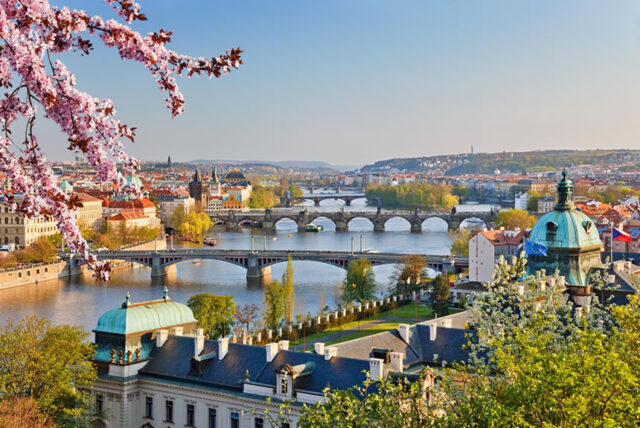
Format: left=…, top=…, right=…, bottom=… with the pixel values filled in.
left=139, top=336, right=369, bottom=395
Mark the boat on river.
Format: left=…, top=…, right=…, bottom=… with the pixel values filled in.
left=203, top=236, right=217, bottom=246
left=304, top=224, right=323, bottom=232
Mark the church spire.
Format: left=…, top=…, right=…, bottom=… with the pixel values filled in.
left=211, top=165, right=220, bottom=184
left=555, top=168, right=574, bottom=211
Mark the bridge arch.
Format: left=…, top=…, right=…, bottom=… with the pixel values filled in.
left=306, top=215, right=337, bottom=231
left=421, top=216, right=449, bottom=232
left=317, top=198, right=346, bottom=207
left=383, top=216, right=411, bottom=231
left=459, top=216, right=487, bottom=230
left=274, top=217, right=298, bottom=231
left=210, top=217, right=226, bottom=226
left=237, top=217, right=261, bottom=227
left=160, top=256, right=249, bottom=270
left=346, top=216, right=374, bottom=231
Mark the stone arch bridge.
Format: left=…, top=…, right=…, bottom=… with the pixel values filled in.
left=79, top=249, right=467, bottom=281
left=214, top=209, right=497, bottom=233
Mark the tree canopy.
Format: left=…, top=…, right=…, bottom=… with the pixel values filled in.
left=342, top=258, right=377, bottom=303
left=0, top=316, right=96, bottom=426
left=365, top=183, right=459, bottom=210
left=295, top=257, right=640, bottom=426
left=263, top=280, right=285, bottom=331
left=187, top=294, right=235, bottom=339
left=496, top=208, right=537, bottom=230
left=248, top=186, right=281, bottom=209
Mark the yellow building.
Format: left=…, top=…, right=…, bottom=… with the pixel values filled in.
left=75, top=193, right=103, bottom=232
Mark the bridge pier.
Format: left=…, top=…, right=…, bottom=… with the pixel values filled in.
left=313, top=198, right=321, bottom=206
left=410, top=220, right=422, bottom=233
left=151, top=254, right=177, bottom=277
left=247, top=254, right=272, bottom=283
left=345, top=198, right=351, bottom=206
left=335, top=218, right=348, bottom=232
left=373, top=217, right=385, bottom=233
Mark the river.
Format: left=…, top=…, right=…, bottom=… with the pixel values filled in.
left=0, top=198, right=496, bottom=331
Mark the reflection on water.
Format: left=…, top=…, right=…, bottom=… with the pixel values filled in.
left=0, top=200, right=491, bottom=330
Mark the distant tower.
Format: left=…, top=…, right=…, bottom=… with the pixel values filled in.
left=470, top=145, right=474, bottom=155
left=189, top=168, right=209, bottom=208
left=210, top=165, right=221, bottom=196
left=167, top=156, right=172, bottom=168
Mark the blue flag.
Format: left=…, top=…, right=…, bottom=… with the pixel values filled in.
left=525, top=238, right=548, bottom=257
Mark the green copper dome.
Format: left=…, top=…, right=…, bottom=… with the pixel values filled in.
left=124, top=174, right=142, bottom=188
left=94, top=293, right=196, bottom=335
left=526, top=170, right=602, bottom=286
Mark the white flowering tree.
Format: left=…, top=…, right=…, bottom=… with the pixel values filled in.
left=0, top=0, right=242, bottom=278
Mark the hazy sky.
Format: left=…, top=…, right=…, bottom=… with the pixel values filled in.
left=40, top=0, right=640, bottom=165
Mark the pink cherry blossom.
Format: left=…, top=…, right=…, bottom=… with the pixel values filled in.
left=0, top=0, right=242, bottom=279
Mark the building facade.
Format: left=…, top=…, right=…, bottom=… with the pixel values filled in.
left=469, top=229, right=525, bottom=282
left=0, top=199, right=58, bottom=247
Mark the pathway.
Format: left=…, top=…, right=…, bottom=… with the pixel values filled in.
left=290, top=317, right=428, bottom=352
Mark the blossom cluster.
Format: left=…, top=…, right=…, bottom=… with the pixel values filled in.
left=0, top=0, right=242, bottom=278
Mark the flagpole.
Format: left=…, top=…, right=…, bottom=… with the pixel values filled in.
left=610, top=223, right=613, bottom=265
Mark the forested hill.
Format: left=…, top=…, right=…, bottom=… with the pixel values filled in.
left=362, top=150, right=640, bottom=175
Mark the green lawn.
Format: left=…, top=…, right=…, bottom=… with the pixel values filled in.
left=325, top=322, right=403, bottom=345
left=291, top=303, right=434, bottom=347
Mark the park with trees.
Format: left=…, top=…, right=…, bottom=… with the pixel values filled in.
left=365, top=183, right=459, bottom=210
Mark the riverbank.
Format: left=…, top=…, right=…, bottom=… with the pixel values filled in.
left=0, top=238, right=166, bottom=290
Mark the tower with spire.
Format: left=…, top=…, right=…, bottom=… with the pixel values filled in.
left=210, top=165, right=222, bottom=196
left=526, top=169, right=603, bottom=304
left=188, top=167, right=209, bottom=209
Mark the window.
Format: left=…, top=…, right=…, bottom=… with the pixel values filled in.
left=283, top=423, right=290, bottom=428
left=281, top=377, right=288, bottom=395
left=96, top=394, right=103, bottom=414
left=231, top=412, right=240, bottom=428
left=145, top=396, right=153, bottom=419
left=186, top=404, right=195, bottom=426
left=545, top=221, right=558, bottom=241
left=165, top=400, right=173, bottom=423
left=255, top=417, right=264, bottom=428
left=208, top=408, right=216, bottom=428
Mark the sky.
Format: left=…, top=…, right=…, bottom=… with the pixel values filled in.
left=39, top=0, right=640, bottom=165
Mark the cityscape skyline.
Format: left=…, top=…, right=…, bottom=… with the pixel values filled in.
left=40, top=1, right=640, bottom=164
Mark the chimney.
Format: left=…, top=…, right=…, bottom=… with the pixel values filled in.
left=324, top=346, right=337, bottom=361
left=194, top=329, right=204, bottom=357
left=170, top=326, right=183, bottom=336
left=369, top=358, right=384, bottom=381
left=265, top=343, right=278, bottom=362
left=438, top=318, right=452, bottom=328
left=218, top=337, right=229, bottom=360
left=429, top=323, right=437, bottom=342
left=314, top=342, right=325, bottom=356
left=389, top=352, right=403, bottom=373
left=278, top=340, right=289, bottom=351
left=397, top=324, right=411, bottom=343
left=155, top=329, right=168, bottom=347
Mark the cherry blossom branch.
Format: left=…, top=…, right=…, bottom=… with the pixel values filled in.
left=0, top=0, right=242, bottom=279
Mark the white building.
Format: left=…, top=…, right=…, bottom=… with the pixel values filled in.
left=469, top=229, right=525, bottom=282
left=159, top=196, right=194, bottom=226
left=514, top=192, right=528, bottom=210
left=91, top=291, right=427, bottom=428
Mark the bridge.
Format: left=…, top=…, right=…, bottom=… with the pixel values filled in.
left=79, top=249, right=468, bottom=281
left=280, top=193, right=377, bottom=207
left=213, top=208, right=497, bottom=233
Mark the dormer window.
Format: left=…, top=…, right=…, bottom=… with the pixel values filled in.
left=546, top=221, right=558, bottom=241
